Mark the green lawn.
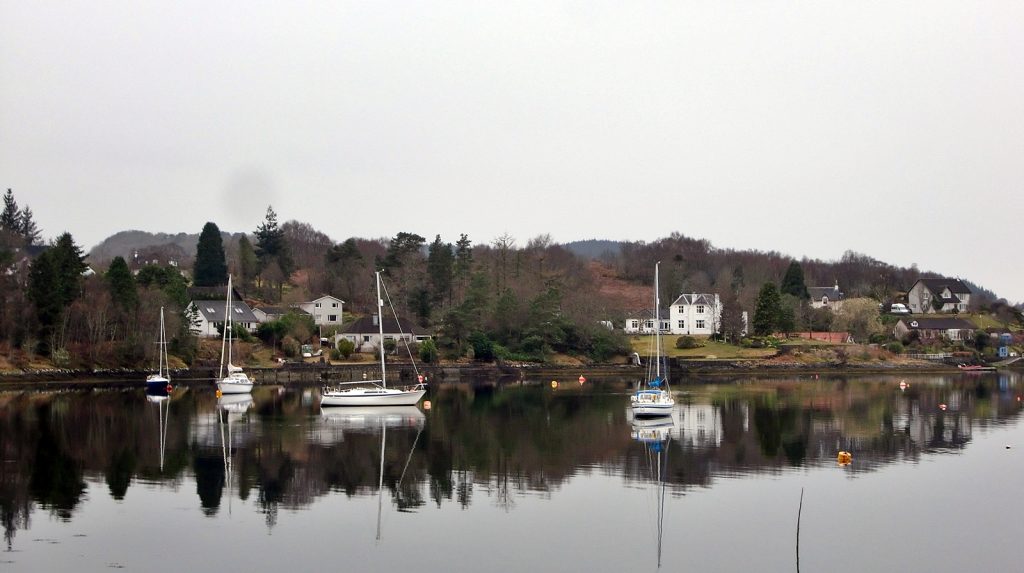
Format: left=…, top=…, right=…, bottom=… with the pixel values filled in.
left=629, top=336, right=777, bottom=359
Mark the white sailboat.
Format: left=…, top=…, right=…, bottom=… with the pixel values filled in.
left=320, top=271, right=426, bottom=407
left=145, top=306, right=173, bottom=394
left=631, top=262, right=675, bottom=418
left=217, top=275, right=254, bottom=394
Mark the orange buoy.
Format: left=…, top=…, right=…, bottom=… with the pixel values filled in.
left=418, top=374, right=424, bottom=383
left=578, top=375, right=586, bottom=385
left=215, top=389, right=222, bottom=398
left=837, top=451, right=852, bottom=465
left=939, top=404, right=947, bottom=411
left=166, top=384, right=173, bottom=394
left=551, top=380, right=558, bottom=389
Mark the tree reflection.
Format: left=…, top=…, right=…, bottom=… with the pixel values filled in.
left=0, top=372, right=1021, bottom=546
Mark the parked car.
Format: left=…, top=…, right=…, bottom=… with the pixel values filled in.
left=888, top=303, right=910, bottom=314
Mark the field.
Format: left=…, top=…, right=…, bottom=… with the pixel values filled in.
left=629, top=336, right=777, bottom=359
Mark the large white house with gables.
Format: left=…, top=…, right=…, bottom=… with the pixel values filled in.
left=668, top=293, right=721, bottom=336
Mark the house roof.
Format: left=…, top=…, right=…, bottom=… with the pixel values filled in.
left=669, top=293, right=718, bottom=306
left=900, top=317, right=976, bottom=330
left=342, top=314, right=427, bottom=336
left=808, top=286, right=844, bottom=301
left=187, top=285, right=244, bottom=301
left=192, top=300, right=260, bottom=324
left=625, top=309, right=671, bottom=321
left=916, top=278, right=972, bottom=296
left=308, top=295, right=344, bottom=304
left=255, top=305, right=310, bottom=317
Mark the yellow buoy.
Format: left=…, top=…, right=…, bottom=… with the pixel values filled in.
left=215, top=389, right=222, bottom=398
left=423, top=400, right=431, bottom=410
left=551, top=380, right=558, bottom=389
left=837, top=451, right=852, bottom=465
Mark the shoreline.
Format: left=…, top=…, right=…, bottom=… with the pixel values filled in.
left=1, top=360, right=1009, bottom=390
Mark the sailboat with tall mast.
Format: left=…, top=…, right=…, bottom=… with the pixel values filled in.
left=217, top=275, right=254, bottom=394
left=145, top=306, right=173, bottom=394
left=630, top=262, right=675, bottom=417
left=320, top=271, right=426, bottom=407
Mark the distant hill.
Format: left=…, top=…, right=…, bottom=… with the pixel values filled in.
left=560, top=239, right=623, bottom=260
left=88, top=230, right=246, bottom=266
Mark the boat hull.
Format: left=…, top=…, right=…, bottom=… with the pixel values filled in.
left=146, top=376, right=171, bottom=393
left=218, top=380, right=254, bottom=394
left=321, top=388, right=426, bottom=407
left=631, top=402, right=675, bottom=418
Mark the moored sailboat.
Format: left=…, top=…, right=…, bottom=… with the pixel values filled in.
left=321, top=271, right=426, bottom=407
left=631, top=262, right=675, bottom=418
left=217, top=275, right=254, bottom=394
left=145, top=307, right=173, bottom=394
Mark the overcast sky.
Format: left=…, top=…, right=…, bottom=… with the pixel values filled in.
left=2, top=1, right=1022, bottom=301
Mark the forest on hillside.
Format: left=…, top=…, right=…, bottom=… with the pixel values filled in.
left=0, top=187, right=1009, bottom=369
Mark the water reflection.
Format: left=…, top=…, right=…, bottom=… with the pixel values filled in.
left=0, top=373, right=1022, bottom=549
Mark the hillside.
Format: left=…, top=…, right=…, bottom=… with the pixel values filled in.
left=88, top=230, right=246, bottom=266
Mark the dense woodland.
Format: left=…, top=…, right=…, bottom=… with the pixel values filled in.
left=0, top=188, right=1011, bottom=369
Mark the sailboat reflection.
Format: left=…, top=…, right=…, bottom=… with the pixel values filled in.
left=631, top=410, right=673, bottom=569
left=218, top=394, right=253, bottom=514
left=320, top=406, right=425, bottom=541
left=146, top=391, right=171, bottom=472
left=319, top=406, right=425, bottom=431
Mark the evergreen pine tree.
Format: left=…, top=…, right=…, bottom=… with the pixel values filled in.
left=0, top=189, right=19, bottom=233
left=426, top=235, right=454, bottom=304
left=237, top=234, right=257, bottom=293
left=19, top=205, right=42, bottom=246
left=752, top=282, right=782, bottom=336
left=780, top=261, right=809, bottom=299
left=106, top=256, right=138, bottom=310
left=254, top=206, right=294, bottom=278
left=50, top=233, right=87, bottom=307
left=193, top=222, right=227, bottom=287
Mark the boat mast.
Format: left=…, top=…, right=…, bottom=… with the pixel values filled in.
left=158, top=306, right=166, bottom=378
left=376, top=421, right=386, bottom=541
left=219, top=276, right=233, bottom=379
left=654, top=262, right=661, bottom=381
left=376, top=271, right=386, bottom=388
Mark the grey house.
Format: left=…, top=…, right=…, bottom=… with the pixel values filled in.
left=907, top=278, right=972, bottom=314
left=189, top=299, right=261, bottom=337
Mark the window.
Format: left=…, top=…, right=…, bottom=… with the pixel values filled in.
left=696, top=320, right=706, bottom=329
left=315, top=302, right=321, bottom=308
left=206, top=307, right=215, bottom=313
left=678, top=320, right=685, bottom=329
left=696, top=305, right=705, bottom=314
left=644, top=320, right=653, bottom=329
left=234, top=308, right=242, bottom=314
left=331, top=302, right=338, bottom=308
left=630, top=320, right=638, bottom=328
left=678, top=306, right=685, bottom=313
left=328, top=315, right=337, bottom=322
left=363, top=336, right=370, bottom=342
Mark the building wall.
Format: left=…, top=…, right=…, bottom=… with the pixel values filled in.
left=668, top=295, right=721, bottom=335
left=299, top=297, right=344, bottom=326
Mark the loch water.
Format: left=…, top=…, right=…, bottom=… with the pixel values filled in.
left=1, top=373, right=1022, bottom=572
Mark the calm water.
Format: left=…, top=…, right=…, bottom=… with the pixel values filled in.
left=2, top=373, right=1023, bottom=572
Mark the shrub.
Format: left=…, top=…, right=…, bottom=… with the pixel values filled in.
left=282, top=336, right=300, bottom=358
left=886, top=342, right=904, bottom=354
left=418, top=338, right=439, bottom=363
left=469, top=332, right=495, bottom=362
left=675, top=336, right=702, bottom=349
left=336, top=338, right=355, bottom=359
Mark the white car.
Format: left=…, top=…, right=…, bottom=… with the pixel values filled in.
left=889, top=303, right=910, bottom=314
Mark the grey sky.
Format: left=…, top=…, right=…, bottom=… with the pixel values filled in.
left=2, top=1, right=1022, bottom=301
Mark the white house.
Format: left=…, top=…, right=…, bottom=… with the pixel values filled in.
left=907, top=278, right=972, bottom=314
left=624, top=309, right=671, bottom=334
left=337, top=314, right=431, bottom=352
left=188, top=299, right=260, bottom=337
left=668, top=293, right=721, bottom=336
left=299, top=295, right=345, bottom=328
left=809, top=282, right=844, bottom=311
